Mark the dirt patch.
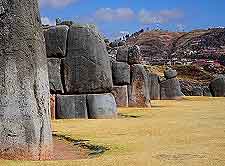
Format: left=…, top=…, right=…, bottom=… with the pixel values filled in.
left=53, top=136, right=90, bottom=160
left=53, top=134, right=110, bottom=160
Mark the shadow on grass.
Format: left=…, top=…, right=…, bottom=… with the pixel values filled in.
left=118, top=113, right=142, bottom=118
left=52, top=133, right=110, bottom=157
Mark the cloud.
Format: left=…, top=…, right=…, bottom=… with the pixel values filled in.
left=138, top=9, right=183, bottom=24
left=41, top=17, right=55, bottom=25
left=40, top=0, right=79, bottom=8
left=94, top=8, right=135, bottom=22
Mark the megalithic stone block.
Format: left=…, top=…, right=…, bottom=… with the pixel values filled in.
left=63, top=24, right=113, bottom=94
left=112, top=61, right=130, bottom=85
left=128, top=65, right=151, bottom=107
left=112, top=86, right=129, bottom=107
left=44, top=25, right=69, bottom=58
left=0, top=0, right=52, bottom=160
left=87, top=93, right=117, bottom=119
left=148, top=73, right=160, bottom=100
left=160, top=78, right=184, bottom=100
left=56, top=95, right=88, bottom=119
left=209, top=76, right=225, bottom=97
left=47, top=58, right=64, bottom=94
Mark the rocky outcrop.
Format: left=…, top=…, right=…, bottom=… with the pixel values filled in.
left=0, top=0, right=52, bottom=160
left=128, top=65, right=151, bottom=107
left=209, top=76, right=225, bottom=97
left=63, top=24, right=113, bottom=94
left=112, top=86, right=129, bottom=107
left=112, top=62, right=130, bottom=85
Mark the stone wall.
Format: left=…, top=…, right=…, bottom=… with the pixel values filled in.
left=44, top=24, right=117, bottom=119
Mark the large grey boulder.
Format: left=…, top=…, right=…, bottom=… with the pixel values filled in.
left=164, top=68, right=178, bottom=79
left=128, top=65, right=151, bottom=107
left=116, top=46, right=129, bottom=62
left=160, top=78, right=184, bottom=100
left=63, top=24, right=113, bottom=94
left=112, top=86, right=128, bottom=107
left=0, top=0, right=52, bottom=160
left=48, top=58, right=64, bottom=94
left=56, top=95, right=88, bottom=119
left=148, top=73, right=160, bottom=100
left=128, top=45, right=142, bottom=64
left=192, top=86, right=203, bottom=96
left=44, top=25, right=69, bottom=58
left=209, top=76, right=225, bottom=97
left=87, top=93, right=117, bottom=119
left=203, top=86, right=212, bottom=96
left=112, top=62, right=130, bottom=85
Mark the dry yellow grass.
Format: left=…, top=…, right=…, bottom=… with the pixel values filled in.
left=1, top=97, right=225, bottom=165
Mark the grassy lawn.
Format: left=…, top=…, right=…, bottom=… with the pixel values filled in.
left=1, top=97, right=225, bottom=165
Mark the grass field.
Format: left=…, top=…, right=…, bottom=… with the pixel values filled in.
left=1, top=97, right=225, bottom=166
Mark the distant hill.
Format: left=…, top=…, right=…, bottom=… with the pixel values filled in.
left=126, top=28, right=225, bottom=61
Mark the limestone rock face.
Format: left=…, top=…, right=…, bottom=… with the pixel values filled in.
left=128, top=65, right=151, bottom=107
left=56, top=95, right=88, bottom=119
left=148, top=73, right=160, bottom=100
left=63, top=24, right=113, bottom=94
left=192, top=86, right=203, bottom=96
left=112, top=86, right=128, bottom=107
left=160, top=78, right=184, bottom=100
left=44, top=25, right=69, bottom=58
left=164, top=68, right=178, bottom=79
left=209, top=76, right=225, bottom=97
left=47, top=58, right=64, bottom=94
left=116, top=46, right=129, bottom=62
left=128, top=45, right=142, bottom=65
left=87, top=93, right=117, bottom=119
left=112, top=62, right=130, bottom=85
left=0, top=0, right=52, bottom=160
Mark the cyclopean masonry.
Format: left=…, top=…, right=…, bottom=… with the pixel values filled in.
left=44, top=23, right=117, bottom=119
left=0, top=0, right=53, bottom=160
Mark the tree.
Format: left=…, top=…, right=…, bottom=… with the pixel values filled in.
left=0, top=0, right=52, bottom=160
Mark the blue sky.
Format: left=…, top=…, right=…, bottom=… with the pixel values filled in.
left=40, top=0, right=225, bottom=39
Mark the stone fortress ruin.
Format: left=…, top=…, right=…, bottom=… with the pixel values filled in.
left=0, top=0, right=224, bottom=160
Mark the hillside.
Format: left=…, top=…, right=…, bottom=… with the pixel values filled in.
left=126, top=28, right=225, bottom=61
